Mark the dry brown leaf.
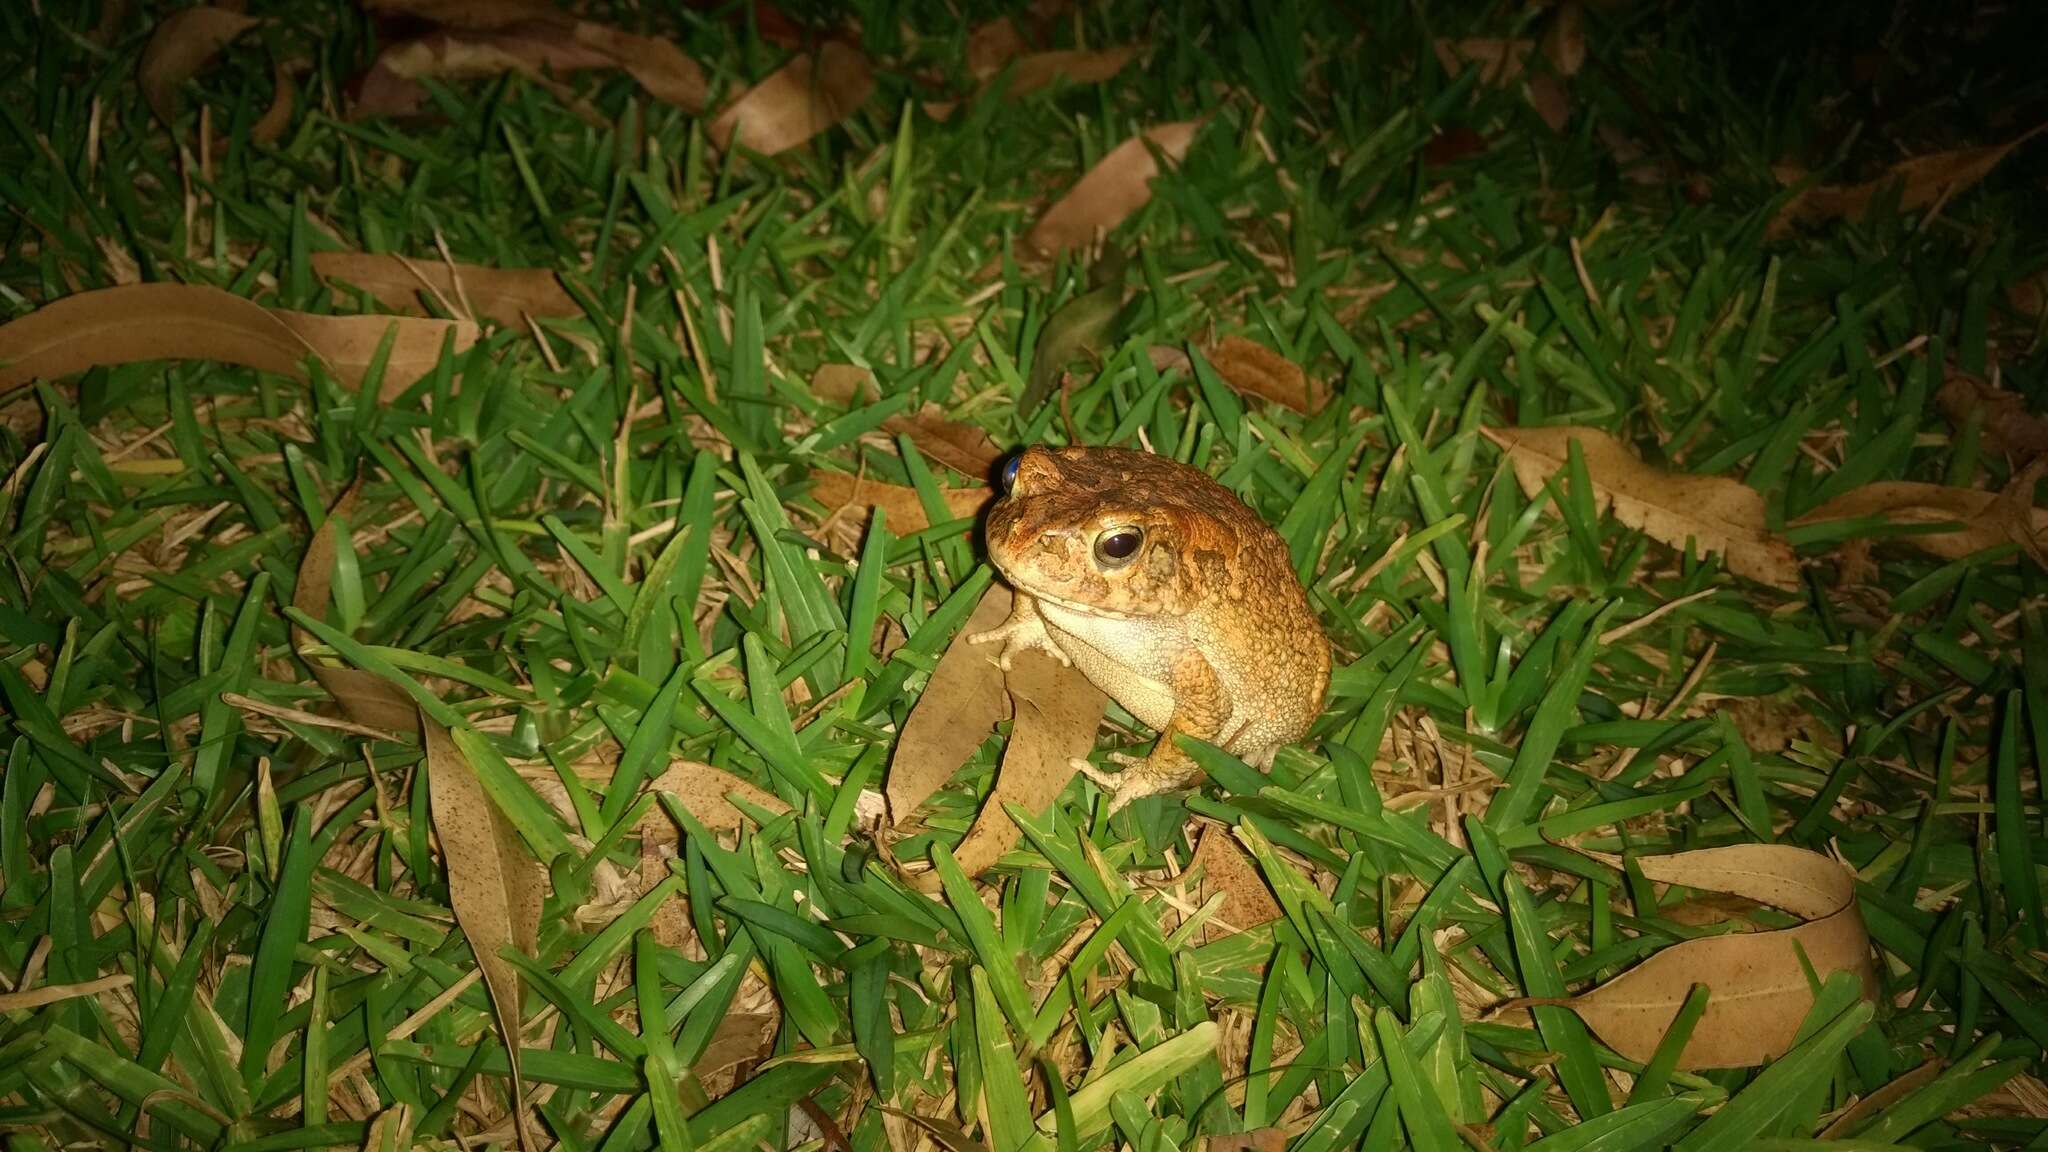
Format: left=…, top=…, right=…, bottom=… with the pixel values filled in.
left=1484, top=425, right=1800, bottom=590
left=1794, top=477, right=2048, bottom=566
left=569, top=21, right=710, bottom=111
left=2013, top=273, right=2048, bottom=318
left=810, top=365, right=1003, bottom=478
left=140, top=6, right=260, bottom=125
left=709, top=41, right=874, bottom=157
left=887, top=587, right=1015, bottom=825
left=1186, top=825, right=1282, bottom=941
left=1546, top=844, right=1877, bottom=1069
left=358, top=18, right=707, bottom=118
left=967, top=17, right=1029, bottom=80
left=0, top=283, right=477, bottom=400
left=1776, top=124, right=2048, bottom=233
left=639, top=760, right=789, bottom=842
left=1542, top=1, right=1586, bottom=78
left=950, top=601, right=1107, bottom=876
left=1028, top=121, right=1202, bottom=257
left=360, top=0, right=566, bottom=27
left=809, top=471, right=991, bottom=534
left=1201, top=335, right=1324, bottom=414
left=423, top=713, right=544, bottom=1148
left=695, top=1010, right=779, bottom=1078
left=293, top=483, right=422, bottom=734
left=1206, top=1130, right=1287, bottom=1152
left=996, top=48, right=1137, bottom=100
left=313, top=251, right=581, bottom=328
left=1433, top=38, right=1533, bottom=85
left=250, top=61, right=295, bottom=145
left=1525, top=73, right=1570, bottom=134
left=1938, top=372, right=2048, bottom=463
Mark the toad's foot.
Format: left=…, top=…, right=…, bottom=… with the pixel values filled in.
left=967, top=609, right=1070, bottom=670
left=1072, top=751, right=1198, bottom=814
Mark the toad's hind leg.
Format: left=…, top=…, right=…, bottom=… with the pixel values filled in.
left=1075, top=648, right=1228, bottom=813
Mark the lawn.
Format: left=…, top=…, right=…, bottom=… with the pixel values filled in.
left=3, top=0, right=2048, bottom=1149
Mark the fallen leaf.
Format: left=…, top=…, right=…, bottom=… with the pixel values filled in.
left=1775, top=124, right=2048, bottom=233
left=361, top=0, right=568, bottom=29
left=950, top=597, right=1107, bottom=876
left=709, top=41, right=874, bottom=157
left=1434, top=38, right=1533, bottom=86
left=568, top=21, right=710, bottom=111
left=294, top=483, right=421, bottom=734
left=423, top=712, right=544, bottom=1148
left=811, top=365, right=1003, bottom=479
left=313, top=251, right=581, bottom=327
left=1542, top=844, right=1878, bottom=1069
left=1484, top=425, right=1800, bottom=590
left=1525, top=73, right=1570, bottom=134
left=695, top=1010, right=779, bottom=1078
left=1186, top=825, right=1282, bottom=941
left=1937, top=372, right=2048, bottom=463
left=1542, top=1, right=1586, bottom=78
left=140, top=6, right=259, bottom=125
left=1200, top=335, right=1323, bottom=414
left=2012, top=272, right=2047, bottom=318
left=810, top=471, right=991, bottom=534
left=357, top=18, right=708, bottom=119
left=995, top=47, right=1137, bottom=100
left=250, top=61, right=296, bottom=145
left=1206, top=1130, right=1287, bottom=1152
left=639, top=760, right=789, bottom=841
left=887, top=587, right=1015, bottom=825
left=1027, top=121, right=1203, bottom=256
left=967, top=17, right=1029, bottom=80
left=1793, top=477, right=2048, bottom=565
left=0, top=283, right=477, bottom=399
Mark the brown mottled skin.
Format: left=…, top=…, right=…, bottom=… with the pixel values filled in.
left=972, top=446, right=1330, bottom=810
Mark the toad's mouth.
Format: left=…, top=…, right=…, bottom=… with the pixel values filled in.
left=993, top=573, right=1142, bottom=621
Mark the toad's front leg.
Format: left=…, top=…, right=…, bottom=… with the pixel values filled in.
left=1075, top=649, right=1229, bottom=813
left=967, top=592, right=1072, bottom=670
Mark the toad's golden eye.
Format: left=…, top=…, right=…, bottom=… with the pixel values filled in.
left=1093, top=526, right=1144, bottom=568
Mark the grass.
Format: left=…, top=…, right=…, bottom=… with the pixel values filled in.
left=4, top=0, right=2048, bottom=1149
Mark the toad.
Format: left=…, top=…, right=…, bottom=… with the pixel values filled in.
left=972, top=445, right=1330, bottom=810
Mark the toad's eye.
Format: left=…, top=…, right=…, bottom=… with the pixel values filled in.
left=1093, top=526, right=1144, bottom=568
left=1000, top=456, right=1021, bottom=493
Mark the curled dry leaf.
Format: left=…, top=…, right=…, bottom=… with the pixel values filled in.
left=950, top=602, right=1107, bottom=876
left=709, top=41, right=874, bottom=157
left=811, top=365, right=1003, bottom=478
left=886, top=588, right=1015, bottom=825
left=358, top=18, right=708, bottom=119
left=1793, top=475, right=2048, bottom=567
left=313, top=251, right=581, bottom=328
left=1029, top=121, right=1203, bottom=257
left=996, top=47, right=1137, bottom=101
left=422, top=712, right=544, bottom=1148
left=1938, top=372, right=2048, bottom=463
left=1545, top=844, right=1878, bottom=1069
left=1186, top=825, right=1282, bottom=941
left=1484, top=425, right=1800, bottom=590
left=1201, top=335, right=1324, bottom=414
left=0, top=283, right=478, bottom=399
left=140, top=6, right=259, bottom=125
left=2013, top=272, right=2048, bottom=319
left=809, top=471, right=991, bottom=534
left=294, top=484, right=421, bottom=734
left=250, top=61, right=296, bottom=145
left=1774, top=123, right=2048, bottom=234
